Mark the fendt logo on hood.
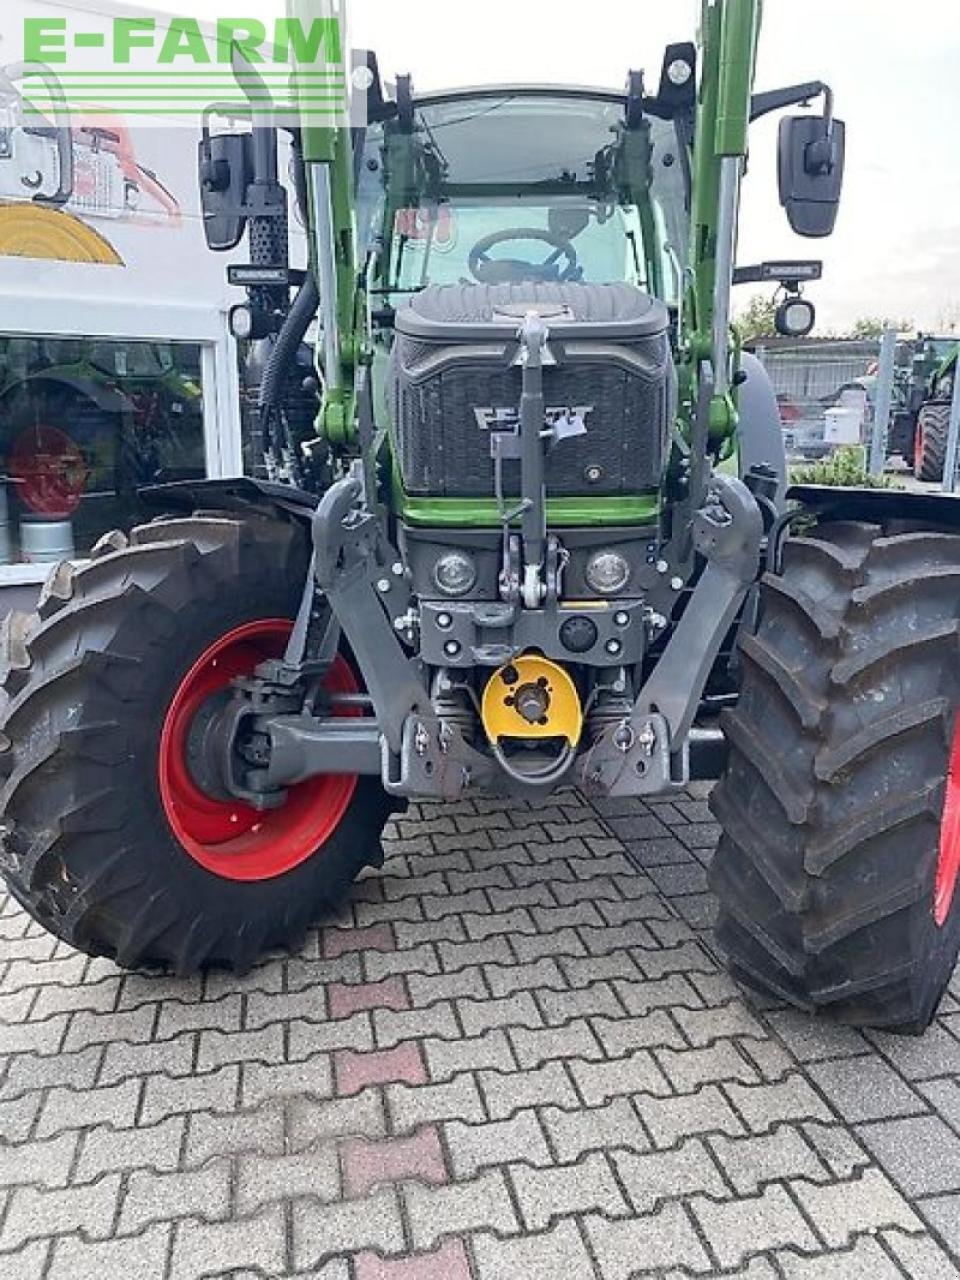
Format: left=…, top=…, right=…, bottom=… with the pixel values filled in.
left=474, top=406, right=594, bottom=435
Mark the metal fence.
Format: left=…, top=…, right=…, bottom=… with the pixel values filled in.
left=750, top=338, right=881, bottom=459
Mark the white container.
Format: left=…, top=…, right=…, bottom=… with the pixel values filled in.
left=824, top=407, right=862, bottom=446
left=837, top=386, right=868, bottom=419
left=20, top=518, right=75, bottom=565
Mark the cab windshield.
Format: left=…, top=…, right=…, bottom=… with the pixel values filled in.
left=360, top=91, right=689, bottom=308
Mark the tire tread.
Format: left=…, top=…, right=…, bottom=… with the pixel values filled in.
left=0, top=514, right=391, bottom=974
left=712, top=520, right=960, bottom=1032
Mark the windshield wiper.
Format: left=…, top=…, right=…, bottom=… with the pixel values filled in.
left=424, top=95, right=519, bottom=132
left=418, top=207, right=442, bottom=287
left=625, top=228, right=646, bottom=288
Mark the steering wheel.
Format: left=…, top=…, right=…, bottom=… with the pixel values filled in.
left=468, top=228, right=581, bottom=285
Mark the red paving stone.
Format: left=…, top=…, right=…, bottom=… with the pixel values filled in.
left=354, top=1238, right=472, bottom=1280
left=324, top=923, right=395, bottom=959
left=329, top=975, right=410, bottom=1020
left=341, top=1126, right=448, bottom=1197
left=334, top=1042, right=427, bottom=1097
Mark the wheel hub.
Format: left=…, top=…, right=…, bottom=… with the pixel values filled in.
left=183, top=688, right=235, bottom=802
left=158, top=619, right=359, bottom=883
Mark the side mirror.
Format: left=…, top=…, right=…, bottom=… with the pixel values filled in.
left=198, top=131, right=253, bottom=252
left=778, top=114, right=845, bottom=238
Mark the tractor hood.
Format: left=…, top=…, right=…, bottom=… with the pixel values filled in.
left=394, top=281, right=669, bottom=342
left=390, top=281, right=675, bottom=501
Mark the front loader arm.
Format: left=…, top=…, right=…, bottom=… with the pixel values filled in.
left=288, top=0, right=362, bottom=447
left=685, top=0, right=761, bottom=444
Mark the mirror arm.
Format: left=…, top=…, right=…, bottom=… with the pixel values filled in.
left=822, top=84, right=835, bottom=133
left=750, top=80, right=828, bottom=122
left=805, top=86, right=838, bottom=174
left=230, top=43, right=278, bottom=184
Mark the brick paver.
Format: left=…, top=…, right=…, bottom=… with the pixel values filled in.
left=1, top=786, right=959, bottom=1278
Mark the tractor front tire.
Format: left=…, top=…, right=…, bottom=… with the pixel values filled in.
left=0, top=515, right=392, bottom=974
left=711, top=520, right=960, bottom=1033
left=913, top=400, right=951, bottom=483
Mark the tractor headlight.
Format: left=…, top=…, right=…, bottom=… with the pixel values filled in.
left=433, top=551, right=477, bottom=597
left=585, top=550, right=631, bottom=596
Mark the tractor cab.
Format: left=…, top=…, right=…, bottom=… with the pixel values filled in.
left=361, top=85, right=688, bottom=531
left=353, top=79, right=696, bottom=559
left=359, top=85, right=690, bottom=309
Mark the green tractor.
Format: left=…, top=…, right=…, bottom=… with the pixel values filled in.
left=3, top=0, right=960, bottom=1034
left=893, top=337, right=959, bottom=482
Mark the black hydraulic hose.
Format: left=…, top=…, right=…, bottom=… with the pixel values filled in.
left=289, top=134, right=309, bottom=228
left=491, top=740, right=578, bottom=789
left=258, top=272, right=319, bottom=414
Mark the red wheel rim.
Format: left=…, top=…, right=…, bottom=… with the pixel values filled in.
left=9, top=424, right=88, bottom=516
left=159, top=619, right=359, bottom=882
left=935, top=713, right=960, bottom=926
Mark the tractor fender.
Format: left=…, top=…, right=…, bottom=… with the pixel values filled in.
left=0, top=371, right=129, bottom=418
left=934, top=345, right=957, bottom=393
left=788, top=484, right=960, bottom=530
left=139, top=477, right=319, bottom=527
left=736, top=352, right=786, bottom=510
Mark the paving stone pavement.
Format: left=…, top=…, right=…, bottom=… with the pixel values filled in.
left=2, top=786, right=960, bottom=1279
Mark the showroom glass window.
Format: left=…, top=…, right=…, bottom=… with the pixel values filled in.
left=0, top=337, right=205, bottom=564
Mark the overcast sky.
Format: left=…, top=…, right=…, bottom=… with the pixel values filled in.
left=348, top=0, right=960, bottom=334
left=89, top=0, right=960, bottom=333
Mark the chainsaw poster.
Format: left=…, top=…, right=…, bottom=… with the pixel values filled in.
left=1, top=0, right=282, bottom=296
left=0, top=105, right=183, bottom=266
left=0, top=1, right=201, bottom=273
left=1, top=3, right=309, bottom=317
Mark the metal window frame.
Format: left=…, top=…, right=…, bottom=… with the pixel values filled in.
left=0, top=294, right=241, bottom=584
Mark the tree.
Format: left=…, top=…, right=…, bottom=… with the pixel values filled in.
left=850, top=316, right=914, bottom=339
left=734, top=294, right=779, bottom=344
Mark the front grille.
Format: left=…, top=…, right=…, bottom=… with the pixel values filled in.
left=390, top=281, right=675, bottom=501
left=394, top=358, right=669, bottom=497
